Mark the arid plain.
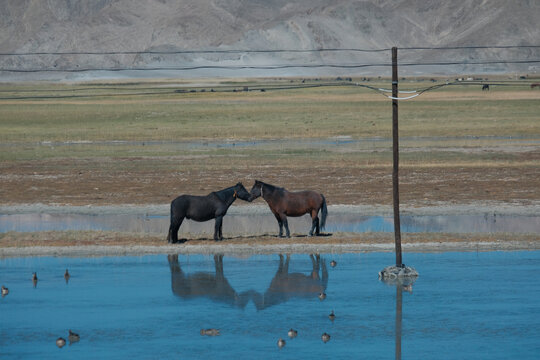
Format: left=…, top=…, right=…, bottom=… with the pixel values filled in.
left=1, top=78, right=539, bottom=254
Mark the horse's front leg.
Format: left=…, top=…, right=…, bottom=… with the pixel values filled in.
left=214, top=216, right=223, bottom=241
left=273, top=213, right=284, bottom=237
left=218, top=217, right=223, bottom=240
left=281, top=215, right=291, bottom=238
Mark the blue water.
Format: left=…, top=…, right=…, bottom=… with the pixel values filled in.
left=1, top=252, right=540, bottom=359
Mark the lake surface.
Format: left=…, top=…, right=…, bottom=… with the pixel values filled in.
left=1, top=212, right=539, bottom=235
left=1, top=251, right=539, bottom=359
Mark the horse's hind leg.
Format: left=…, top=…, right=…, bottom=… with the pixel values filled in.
left=214, top=216, right=223, bottom=241
left=309, top=217, right=319, bottom=236
left=309, top=210, right=320, bottom=236
left=168, top=216, right=184, bottom=244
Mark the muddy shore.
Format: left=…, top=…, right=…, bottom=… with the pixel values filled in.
left=1, top=202, right=538, bottom=257
left=1, top=235, right=539, bottom=258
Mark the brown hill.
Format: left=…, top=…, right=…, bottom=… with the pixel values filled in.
left=1, top=0, right=539, bottom=79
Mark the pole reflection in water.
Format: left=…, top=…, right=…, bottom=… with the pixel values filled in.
left=167, top=253, right=328, bottom=309
left=381, top=276, right=416, bottom=360
left=396, top=284, right=403, bottom=360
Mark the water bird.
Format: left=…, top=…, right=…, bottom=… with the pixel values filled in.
left=321, top=332, right=331, bottom=343
left=330, top=260, right=337, bottom=267
left=56, top=337, right=66, bottom=348
left=287, top=328, right=297, bottom=338
left=64, top=269, right=70, bottom=283
left=68, top=330, right=80, bottom=344
left=1, top=285, right=8, bottom=297
left=277, top=338, right=286, bottom=348
left=318, top=292, right=326, bottom=301
left=328, top=310, right=336, bottom=321
left=200, top=328, right=220, bottom=336
left=32, top=273, right=38, bottom=287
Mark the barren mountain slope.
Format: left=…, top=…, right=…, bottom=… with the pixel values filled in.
left=0, top=0, right=538, bottom=77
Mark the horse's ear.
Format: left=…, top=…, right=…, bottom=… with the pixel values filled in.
left=236, top=182, right=243, bottom=186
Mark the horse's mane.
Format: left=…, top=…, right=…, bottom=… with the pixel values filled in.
left=260, top=181, right=285, bottom=192
left=211, top=185, right=236, bottom=200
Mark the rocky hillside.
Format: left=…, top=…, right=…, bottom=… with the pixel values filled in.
left=1, top=0, right=539, bottom=79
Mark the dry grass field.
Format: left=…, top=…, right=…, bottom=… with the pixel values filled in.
left=0, top=77, right=539, bottom=251
left=1, top=78, right=538, bottom=208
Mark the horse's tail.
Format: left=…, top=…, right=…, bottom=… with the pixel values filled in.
left=320, top=194, right=328, bottom=231
left=167, top=199, right=176, bottom=243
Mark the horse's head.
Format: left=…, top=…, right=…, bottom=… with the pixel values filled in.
left=249, top=180, right=263, bottom=200
left=233, top=182, right=252, bottom=202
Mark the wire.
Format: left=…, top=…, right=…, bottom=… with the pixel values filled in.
left=1, top=45, right=539, bottom=56
left=400, top=45, right=540, bottom=51
left=399, top=59, right=540, bottom=67
left=0, top=90, right=179, bottom=101
left=0, top=62, right=394, bottom=72
left=379, top=82, right=451, bottom=100
left=378, top=88, right=418, bottom=94
left=0, top=79, right=535, bottom=101
left=0, top=48, right=391, bottom=56
left=2, top=59, right=539, bottom=73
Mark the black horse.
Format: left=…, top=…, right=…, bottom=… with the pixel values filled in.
left=167, top=182, right=251, bottom=243
left=168, top=254, right=252, bottom=308
left=249, top=180, right=327, bottom=237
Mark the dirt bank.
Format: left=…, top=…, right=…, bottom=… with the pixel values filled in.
left=1, top=230, right=539, bottom=258
left=1, top=202, right=539, bottom=257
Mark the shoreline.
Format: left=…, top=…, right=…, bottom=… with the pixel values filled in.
left=1, top=231, right=538, bottom=258
left=1, top=202, right=539, bottom=258
left=2, top=241, right=539, bottom=258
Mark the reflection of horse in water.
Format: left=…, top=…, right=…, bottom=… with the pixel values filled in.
left=252, top=254, right=328, bottom=310
left=168, top=254, right=328, bottom=310
left=168, top=254, right=250, bottom=308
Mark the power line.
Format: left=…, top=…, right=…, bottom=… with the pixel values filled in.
left=0, top=79, right=535, bottom=101
left=0, top=48, right=391, bottom=56
left=0, top=64, right=386, bottom=73
left=399, top=59, right=540, bottom=67
left=399, top=45, right=540, bottom=51
left=1, top=58, right=539, bottom=73
left=1, top=45, right=539, bottom=56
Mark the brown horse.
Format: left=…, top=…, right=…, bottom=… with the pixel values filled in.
left=251, top=254, right=328, bottom=310
left=249, top=180, right=327, bottom=237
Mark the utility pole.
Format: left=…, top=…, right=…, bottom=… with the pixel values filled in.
left=392, top=47, right=403, bottom=267
left=379, top=47, right=417, bottom=281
